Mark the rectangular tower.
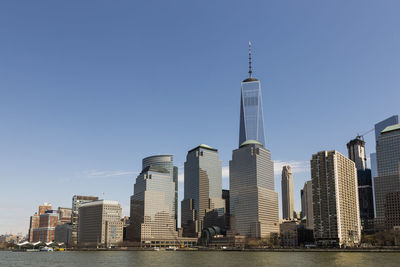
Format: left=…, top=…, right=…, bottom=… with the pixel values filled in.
left=311, top=151, right=361, bottom=247
left=78, top=200, right=123, bottom=247
left=301, top=181, right=314, bottom=230
left=71, top=195, right=98, bottom=246
left=181, top=144, right=225, bottom=237
left=374, top=124, right=400, bottom=229
left=229, top=140, right=279, bottom=238
left=281, top=165, right=294, bottom=220
left=347, top=138, right=374, bottom=230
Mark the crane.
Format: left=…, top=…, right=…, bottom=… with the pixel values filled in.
left=356, top=128, right=374, bottom=140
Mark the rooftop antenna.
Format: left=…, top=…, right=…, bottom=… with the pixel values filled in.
left=248, top=41, right=252, bottom=78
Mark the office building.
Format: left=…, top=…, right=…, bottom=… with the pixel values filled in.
left=28, top=203, right=54, bottom=242
left=385, top=191, right=400, bottom=230
left=311, top=151, right=361, bottom=247
left=71, top=195, right=99, bottom=246
left=222, top=189, right=230, bottom=229
left=282, top=165, right=294, bottom=220
left=300, top=180, right=313, bottom=230
left=280, top=220, right=301, bottom=247
left=57, top=207, right=72, bottom=224
left=238, top=42, right=266, bottom=147
left=374, top=124, right=400, bottom=229
left=371, top=116, right=399, bottom=176
left=181, top=144, right=225, bottom=237
left=142, top=155, right=178, bottom=230
left=128, top=165, right=178, bottom=243
left=78, top=200, right=123, bottom=247
left=229, top=140, right=279, bottom=238
left=54, top=223, right=72, bottom=246
left=32, top=210, right=59, bottom=242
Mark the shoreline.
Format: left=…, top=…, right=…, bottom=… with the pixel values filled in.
left=46, top=247, right=400, bottom=253
left=4, top=247, right=400, bottom=253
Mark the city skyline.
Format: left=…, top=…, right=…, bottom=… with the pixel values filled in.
left=1, top=1, right=400, bottom=234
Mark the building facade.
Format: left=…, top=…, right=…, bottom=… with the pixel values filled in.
left=374, top=124, right=400, bottom=229
left=57, top=207, right=72, bottom=224
left=229, top=140, right=279, bottom=238
left=238, top=42, right=266, bottom=147
left=347, top=138, right=367, bottom=171
left=32, top=210, right=59, bottom=242
left=78, top=200, right=123, bottom=247
left=142, top=155, right=178, bottom=230
left=311, top=151, right=361, bottom=247
left=181, top=144, right=225, bottom=237
left=347, top=137, right=374, bottom=230
left=128, top=165, right=178, bottom=244
left=71, top=195, right=99, bottom=246
left=300, top=180, right=314, bottom=230
left=38, top=203, right=52, bottom=215
left=281, top=165, right=294, bottom=220
left=28, top=213, right=39, bottom=242
left=54, top=223, right=72, bottom=246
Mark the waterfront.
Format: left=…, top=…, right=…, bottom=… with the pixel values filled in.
left=1, top=251, right=400, bottom=267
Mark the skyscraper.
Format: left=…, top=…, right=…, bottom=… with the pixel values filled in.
left=311, top=151, right=361, bottom=247
left=281, top=165, right=294, bottom=220
left=229, top=140, right=279, bottom=238
left=181, top=144, right=225, bottom=237
left=373, top=123, right=400, bottom=229
left=347, top=138, right=367, bottom=171
left=128, top=165, right=177, bottom=243
left=300, top=180, right=313, bottom=230
left=371, top=116, right=399, bottom=179
left=238, top=42, right=266, bottom=147
left=142, top=155, right=178, bottom=230
left=347, top=138, right=374, bottom=230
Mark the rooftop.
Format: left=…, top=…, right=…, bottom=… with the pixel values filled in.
left=140, top=165, right=169, bottom=174
left=188, top=144, right=218, bottom=153
left=80, top=199, right=120, bottom=208
left=381, top=123, right=400, bottom=134
left=239, top=139, right=263, bottom=148
left=242, top=77, right=259, bottom=83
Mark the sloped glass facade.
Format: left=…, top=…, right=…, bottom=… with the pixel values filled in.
left=239, top=80, right=266, bottom=147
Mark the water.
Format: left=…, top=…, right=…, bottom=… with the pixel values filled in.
left=1, top=251, right=400, bottom=267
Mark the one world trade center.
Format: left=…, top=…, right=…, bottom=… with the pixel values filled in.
left=239, top=42, right=266, bottom=147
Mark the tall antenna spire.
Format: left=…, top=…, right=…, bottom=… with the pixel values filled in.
left=248, top=41, right=252, bottom=78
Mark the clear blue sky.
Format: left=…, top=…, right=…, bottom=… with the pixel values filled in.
left=1, top=0, right=399, bottom=234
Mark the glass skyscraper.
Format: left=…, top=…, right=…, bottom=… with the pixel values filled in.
left=181, top=144, right=225, bottom=237
left=142, top=155, right=178, bottom=230
left=128, top=165, right=177, bottom=242
left=239, top=43, right=266, bottom=147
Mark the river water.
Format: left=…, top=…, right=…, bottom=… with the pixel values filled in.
left=1, top=251, right=400, bottom=267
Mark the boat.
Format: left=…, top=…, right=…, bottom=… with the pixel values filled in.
left=40, top=246, right=54, bottom=252
left=153, top=247, right=160, bottom=251
left=166, top=246, right=177, bottom=251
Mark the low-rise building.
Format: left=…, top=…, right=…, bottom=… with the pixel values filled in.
left=54, top=223, right=72, bottom=246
